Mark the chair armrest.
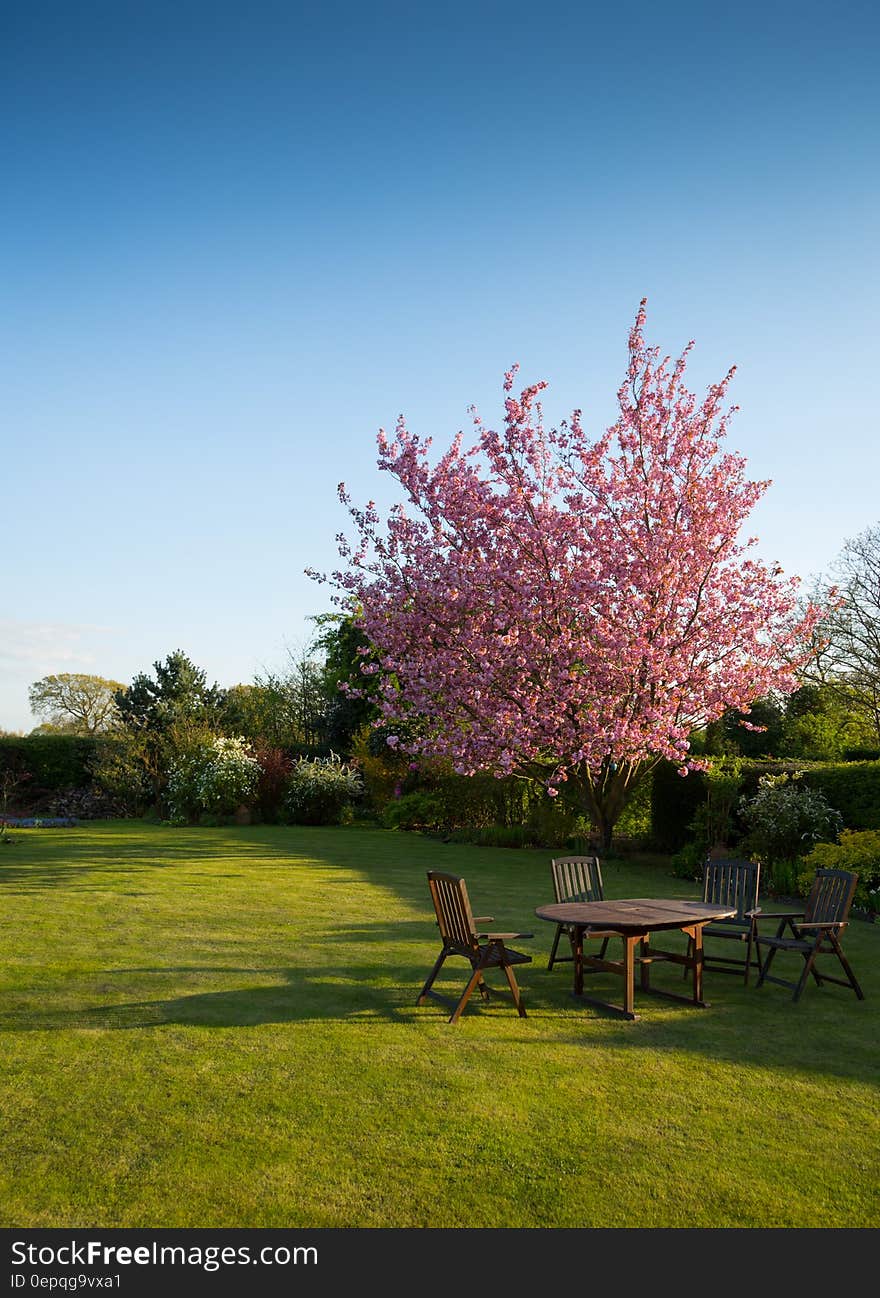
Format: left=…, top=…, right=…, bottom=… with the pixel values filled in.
left=792, top=921, right=846, bottom=931
left=472, top=916, right=494, bottom=925
left=481, top=931, right=534, bottom=942
left=744, top=907, right=762, bottom=918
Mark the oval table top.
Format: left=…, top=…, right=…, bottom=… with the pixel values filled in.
left=534, top=898, right=737, bottom=932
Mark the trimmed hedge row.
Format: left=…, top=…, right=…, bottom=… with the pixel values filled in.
left=0, top=734, right=332, bottom=802
left=801, top=762, right=880, bottom=832
left=0, top=734, right=100, bottom=792
left=5, top=733, right=876, bottom=852
left=650, top=763, right=708, bottom=851
left=650, top=757, right=880, bottom=849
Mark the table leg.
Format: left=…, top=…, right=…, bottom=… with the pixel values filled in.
left=573, top=924, right=584, bottom=997
left=692, top=923, right=704, bottom=1004
left=623, top=936, right=636, bottom=1018
left=640, top=936, right=651, bottom=992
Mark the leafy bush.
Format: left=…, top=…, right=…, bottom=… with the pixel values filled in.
left=251, top=742, right=293, bottom=821
left=413, top=763, right=532, bottom=831
left=738, top=774, right=842, bottom=894
left=350, top=725, right=409, bottom=814
left=654, top=756, right=880, bottom=849
left=669, top=840, right=706, bottom=881
left=168, top=736, right=261, bottom=821
left=382, top=791, right=445, bottom=832
left=89, top=735, right=152, bottom=815
left=283, top=754, right=363, bottom=825
left=800, top=830, right=880, bottom=912
left=613, top=775, right=653, bottom=840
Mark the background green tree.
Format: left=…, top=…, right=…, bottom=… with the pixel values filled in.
left=112, top=652, right=226, bottom=809
left=28, top=674, right=124, bottom=735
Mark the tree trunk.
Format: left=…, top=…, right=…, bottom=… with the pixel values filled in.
left=579, top=758, right=651, bottom=855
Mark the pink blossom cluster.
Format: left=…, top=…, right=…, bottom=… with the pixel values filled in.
left=312, top=302, right=826, bottom=790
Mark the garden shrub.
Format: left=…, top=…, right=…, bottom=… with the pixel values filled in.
left=168, top=736, right=261, bottom=821
left=349, top=726, right=408, bottom=814
left=652, top=756, right=880, bottom=859
left=669, top=840, right=706, bottom=881
left=416, top=764, right=533, bottom=830
left=283, top=753, right=363, bottom=825
left=613, top=774, right=653, bottom=840
left=382, top=776, right=586, bottom=847
left=251, top=742, right=292, bottom=821
left=383, top=791, right=446, bottom=832
left=668, top=760, right=744, bottom=878
left=522, top=790, right=584, bottom=847
left=89, top=735, right=152, bottom=816
left=799, top=830, right=880, bottom=912
left=738, top=774, right=842, bottom=895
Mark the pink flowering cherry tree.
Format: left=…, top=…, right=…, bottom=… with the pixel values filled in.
left=312, top=302, right=827, bottom=849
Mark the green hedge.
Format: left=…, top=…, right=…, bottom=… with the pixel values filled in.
left=801, top=762, right=880, bottom=831
left=650, top=756, right=880, bottom=848
left=0, top=735, right=101, bottom=791
left=650, top=762, right=708, bottom=851
left=733, top=759, right=880, bottom=832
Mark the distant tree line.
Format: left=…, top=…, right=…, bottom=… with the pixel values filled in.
left=12, top=522, right=880, bottom=829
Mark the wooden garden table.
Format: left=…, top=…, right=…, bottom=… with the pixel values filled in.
left=534, top=898, right=738, bottom=1021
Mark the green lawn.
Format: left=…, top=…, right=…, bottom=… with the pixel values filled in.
left=1, top=820, right=878, bottom=1228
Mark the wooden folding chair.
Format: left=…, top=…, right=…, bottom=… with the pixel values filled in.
left=547, top=856, right=612, bottom=970
left=417, top=872, right=533, bottom=1023
left=755, top=868, right=864, bottom=1003
left=683, top=857, right=762, bottom=985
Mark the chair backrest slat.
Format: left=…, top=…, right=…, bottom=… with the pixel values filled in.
left=804, top=868, right=858, bottom=925
left=702, top=858, right=760, bottom=921
left=427, top=871, right=478, bottom=951
left=550, top=856, right=604, bottom=904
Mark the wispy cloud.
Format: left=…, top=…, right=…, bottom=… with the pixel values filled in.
left=0, top=620, right=115, bottom=670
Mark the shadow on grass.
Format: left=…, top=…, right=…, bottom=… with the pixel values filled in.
left=2, top=825, right=876, bottom=1086
left=0, top=958, right=527, bottom=1031
left=0, top=948, right=876, bottom=1086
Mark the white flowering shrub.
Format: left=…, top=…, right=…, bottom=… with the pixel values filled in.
left=738, top=773, right=842, bottom=892
left=283, top=753, right=363, bottom=825
left=168, top=736, right=262, bottom=820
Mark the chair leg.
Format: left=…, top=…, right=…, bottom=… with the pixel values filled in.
left=597, top=936, right=609, bottom=960
left=829, top=932, right=865, bottom=1000
left=793, top=944, right=820, bottom=1003
left=756, top=942, right=776, bottom=987
left=797, top=935, right=824, bottom=988
left=417, top=949, right=449, bottom=1004
left=683, top=934, right=693, bottom=980
left=449, top=964, right=486, bottom=1024
left=744, top=927, right=754, bottom=986
left=502, top=961, right=527, bottom=1018
left=547, top=923, right=564, bottom=970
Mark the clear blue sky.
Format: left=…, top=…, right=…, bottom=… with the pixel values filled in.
left=2, top=0, right=878, bottom=731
